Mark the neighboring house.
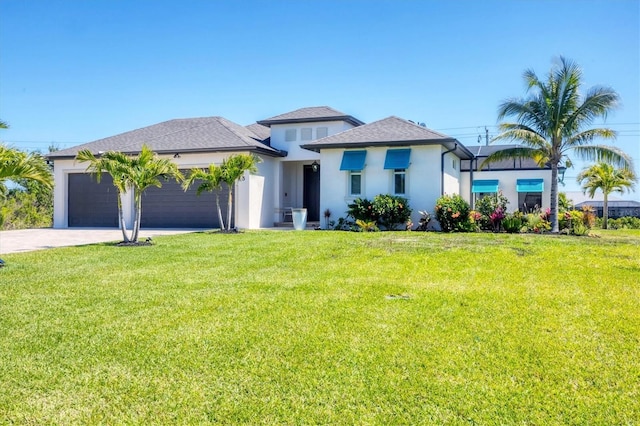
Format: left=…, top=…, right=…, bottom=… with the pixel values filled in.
left=461, top=145, right=556, bottom=213
left=574, top=200, right=640, bottom=219
left=47, top=106, right=554, bottom=230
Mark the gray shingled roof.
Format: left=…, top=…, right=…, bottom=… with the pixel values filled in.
left=257, top=106, right=364, bottom=127
left=301, top=116, right=474, bottom=159
left=245, top=123, right=271, bottom=142
left=575, top=200, right=640, bottom=208
left=48, top=117, right=284, bottom=159
left=461, top=144, right=549, bottom=170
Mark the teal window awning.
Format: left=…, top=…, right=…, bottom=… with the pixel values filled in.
left=517, top=179, right=544, bottom=192
left=340, top=150, right=367, bottom=171
left=384, top=149, right=411, bottom=169
left=472, top=179, right=499, bottom=193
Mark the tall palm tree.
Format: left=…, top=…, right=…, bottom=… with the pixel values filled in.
left=76, top=145, right=181, bottom=242
left=577, top=162, right=637, bottom=229
left=483, top=57, right=633, bottom=232
left=220, top=154, right=262, bottom=231
left=182, top=164, right=226, bottom=230
left=0, top=145, right=53, bottom=195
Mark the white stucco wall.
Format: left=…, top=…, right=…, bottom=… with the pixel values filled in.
left=442, top=151, right=461, bottom=196
left=460, top=169, right=552, bottom=212
left=269, top=120, right=355, bottom=161
left=318, top=145, right=453, bottom=226
left=52, top=151, right=277, bottom=229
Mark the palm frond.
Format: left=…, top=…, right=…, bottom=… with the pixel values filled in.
left=480, top=147, right=544, bottom=169
left=572, top=145, right=634, bottom=170
left=565, top=128, right=617, bottom=147
left=492, top=124, right=549, bottom=149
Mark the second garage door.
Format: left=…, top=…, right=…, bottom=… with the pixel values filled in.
left=141, top=179, right=233, bottom=228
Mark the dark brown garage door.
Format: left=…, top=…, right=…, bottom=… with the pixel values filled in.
left=141, top=179, right=232, bottom=228
left=68, top=173, right=119, bottom=227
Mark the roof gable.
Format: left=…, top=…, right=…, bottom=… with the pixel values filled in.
left=257, top=106, right=364, bottom=127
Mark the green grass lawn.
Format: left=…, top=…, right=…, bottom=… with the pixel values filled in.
left=1, top=230, right=638, bottom=424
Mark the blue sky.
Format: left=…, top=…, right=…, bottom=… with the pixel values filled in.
left=1, top=0, right=638, bottom=197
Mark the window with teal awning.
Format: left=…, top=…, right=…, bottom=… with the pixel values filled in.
left=340, top=150, right=367, bottom=171
left=517, top=179, right=544, bottom=192
left=472, top=179, right=499, bottom=193
left=384, top=149, right=411, bottom=169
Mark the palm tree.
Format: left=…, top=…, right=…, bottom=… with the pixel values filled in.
left=1, top=120, right=53, bottom=195
left=577, top=162, right=637, bottom=229
left=127, top=147, right=182, bottom=242
left=0, top=145, right=53, bottom=196
left=182, top=164, right=226, bottom=230
left=483, top=57, right=633, bottom=232
left=76, top=145, right=181, bottom=243
left=220, top=154, right=262, bottom=231
left=76, top=149, right=135, bottom=242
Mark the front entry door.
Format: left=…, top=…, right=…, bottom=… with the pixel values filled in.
left=303, top=165, right=320, bottom=221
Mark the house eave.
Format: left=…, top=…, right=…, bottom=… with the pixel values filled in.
left=257, top=115, right=364, bottom=127
left=302, top=138, right=474, bottom=159
left=46, top=146, right=287, bottom=161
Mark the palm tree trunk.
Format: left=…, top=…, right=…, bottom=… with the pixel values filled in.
left=215, top=194, right=225, bottom=231
left=132, top=190, right=141, bottom=242
left=602, top=192, right=609, bottom=230
left=116, top=192, right=130, bottom=243
left=226, top=184, right=233, bottom=231
left=550, top=163, right=559, bottom=233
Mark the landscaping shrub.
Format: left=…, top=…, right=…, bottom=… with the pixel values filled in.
left=372, top=194, right=411, bottom=230
left=347, top=198, right=377, bottom=223
left=347, top=194, right=411, bottom=230
left=581, top=205, right=596, bottom=229
left=434, top=194, right=472, bottom=232
left=502, top=213, right=523, bottom=233
left=475, top=192, right=509, bottom=230
left=601, top=216, right=640, bottom=230
left=355, top=219, right=379, bottom=232
left=524, top=211, right=551, bottom=233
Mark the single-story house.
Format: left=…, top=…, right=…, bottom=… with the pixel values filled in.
left=47, top=106, right=554, bottom=229
left=574, top=200, right=640, bottom=219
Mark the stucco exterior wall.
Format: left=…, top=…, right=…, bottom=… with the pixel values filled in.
left=460, top=169, right=552, bottom=212
left=318, top=145, right=452, bottom=227
left=269, top=120, right=354, bottom=161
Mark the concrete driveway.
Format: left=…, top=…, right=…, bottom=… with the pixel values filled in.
left=0, top=228, right=204, bottom=255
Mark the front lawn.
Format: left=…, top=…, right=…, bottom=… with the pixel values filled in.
left=1, top=230, right=638, bottom=424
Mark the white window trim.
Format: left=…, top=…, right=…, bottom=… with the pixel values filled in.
left=349, top=170, right=363, bottom=196
left=392, top=168, right=407, bottom=195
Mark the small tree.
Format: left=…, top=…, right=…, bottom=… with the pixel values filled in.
left=577, top=162, right=637, bottom=229
left=182, top=164, right=226, bottom=230
left=219, top=154, right=262, bottom=231
left=77, top=145, right=181, bottom=243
